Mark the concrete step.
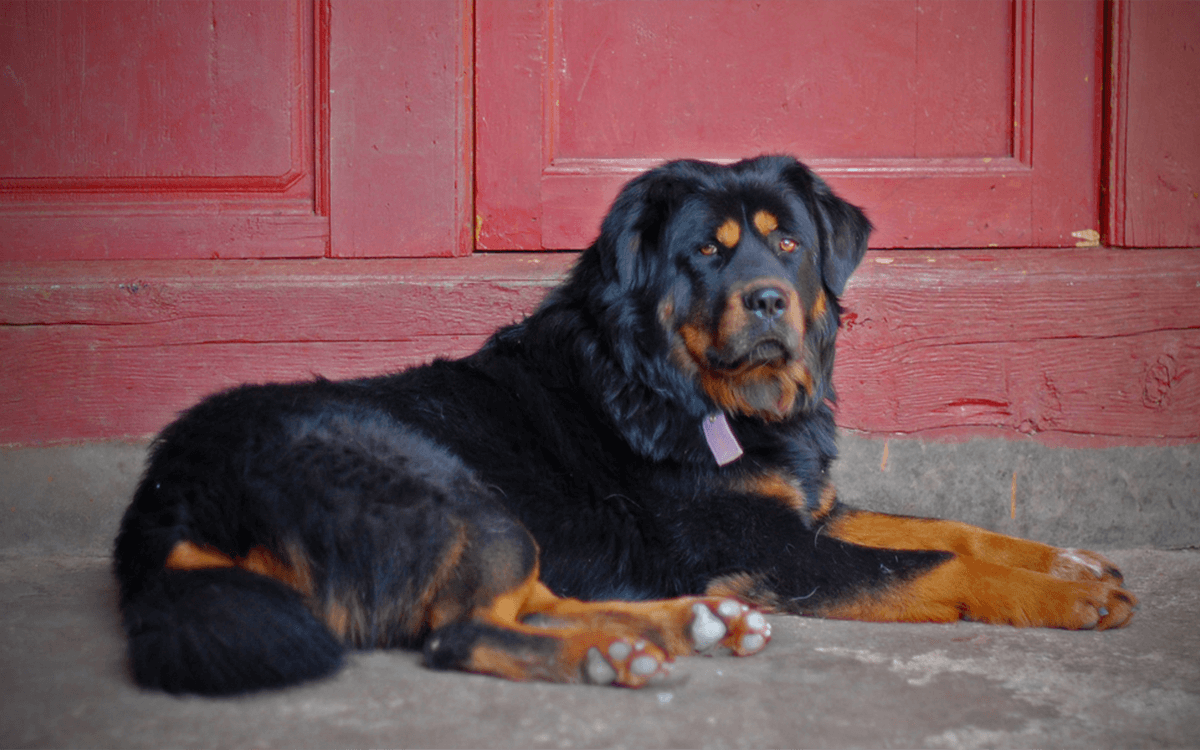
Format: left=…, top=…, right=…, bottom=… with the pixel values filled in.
left=3, top=435, right=1197, bottom=557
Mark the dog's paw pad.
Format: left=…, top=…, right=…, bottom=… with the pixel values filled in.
left=585, top=646, right=618, bottom=685
left=738, top=628, right=768, bottom=655
left=584, top=639, right=671, bottom=687
left=689, top=602, right=728, bottom=651
left=692, top=599, right=771, bottom=656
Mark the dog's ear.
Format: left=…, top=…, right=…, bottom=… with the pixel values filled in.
left=595, top=161, right=706, bottom=290
left=782, top=160, right=872, bottom=297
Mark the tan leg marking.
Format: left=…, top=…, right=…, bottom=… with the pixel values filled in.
left=165, top=540, right=312, bottom=595
left=825, top=510, right=1137, bottom=629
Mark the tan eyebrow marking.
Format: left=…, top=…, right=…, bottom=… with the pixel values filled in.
left=753, top=210, right=779, bottom=236
left=715, top=218, right=741, bottom=248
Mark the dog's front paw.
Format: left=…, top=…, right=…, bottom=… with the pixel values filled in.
left=1045, top=549, right=1137, bottom=629
left=688, top=599, right=771, bottom=656
left=1050, top=547, right=1124, bottom=584
left=1061, top=579, right=1139, bottom=630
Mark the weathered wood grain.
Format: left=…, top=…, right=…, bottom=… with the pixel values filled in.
left=835, top=250, right=1200, bottom=444
left=3, top=250, right=1197, bottom=446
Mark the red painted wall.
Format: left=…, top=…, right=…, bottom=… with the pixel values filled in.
left=4, top=248, right=1198, bottom=448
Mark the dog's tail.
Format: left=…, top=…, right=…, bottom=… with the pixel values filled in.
left=119, top=566, right=345, bottom=695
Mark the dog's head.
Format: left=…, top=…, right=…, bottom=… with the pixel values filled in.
left=554, top=156, right=870, bottom=458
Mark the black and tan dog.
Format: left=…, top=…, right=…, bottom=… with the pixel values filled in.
left=114, top=156, right=1136, bottom=695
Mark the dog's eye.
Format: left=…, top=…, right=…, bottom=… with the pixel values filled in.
left=699, top=243, right=719, bottom=256
left=779, top=238, right=798, bottom=253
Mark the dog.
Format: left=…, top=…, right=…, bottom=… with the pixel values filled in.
left=114, top=156, right=1136, bottom=695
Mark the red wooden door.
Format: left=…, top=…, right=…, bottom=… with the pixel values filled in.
left=0, top=0, right=324, bottom=260
left=1106, top=0, right=1200, bottom=247
left=0, top=0, right=472, bottom=260
left=3, top=0, right=1198, bottom=449
left=476, top=0, right=1102, bottom=251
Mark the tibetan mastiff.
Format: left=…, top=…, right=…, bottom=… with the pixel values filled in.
left=115, top=156, right=1136, bottom=695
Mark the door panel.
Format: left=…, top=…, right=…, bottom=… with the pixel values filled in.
left=476, top=0, right=1102, bottom=250
left=0, top=1, right=298, bottom=180
left=328, top=0, right=474, bottom=257
left=553, top=1, right=1012, bottom=160
left=1105, top=0, right=1200, bottom=247
left=1, top=0, right=474, bottom=260
left=0, top=0, right=323, bottom=260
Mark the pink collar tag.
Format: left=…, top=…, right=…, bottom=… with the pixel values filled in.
left=702, top=413, right=744, bottom=466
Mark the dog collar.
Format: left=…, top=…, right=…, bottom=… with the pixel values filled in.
left=702, top=413, right=744, bottom=466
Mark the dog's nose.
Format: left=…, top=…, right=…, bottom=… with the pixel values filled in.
left=744, top=286, right=789, bottom=320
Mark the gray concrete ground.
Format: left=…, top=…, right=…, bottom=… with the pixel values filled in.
left=2, top=437, right=1198, bottom=748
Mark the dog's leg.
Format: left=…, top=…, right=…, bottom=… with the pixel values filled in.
left=514, top=581, right=772, bottom=657
left=822, top=508, right=1137, bottom=629
left=828, top=508, right=1126, bottom=584
left=424, top=569, right=678, bottom=687
left=817, top=554, right=1137, bottom=629
left=424, top=620, right=674, bottom=687
left=425, top=570, right=771, bottom=687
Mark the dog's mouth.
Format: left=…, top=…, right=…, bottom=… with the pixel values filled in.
left=707, top=338, right=793, bottom=373
left=674, top=321, right=813, bottom=420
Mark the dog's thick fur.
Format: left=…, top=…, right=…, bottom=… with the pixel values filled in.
left=114, top=156, right=1136, bottom=694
